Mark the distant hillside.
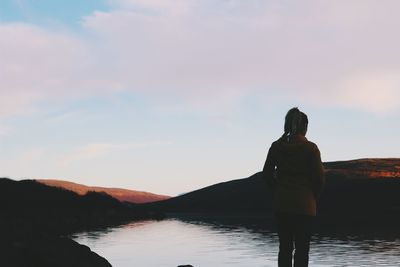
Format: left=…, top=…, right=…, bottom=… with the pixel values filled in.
left=0, top=178, right=151, bottom=231
left=143, top=158, right=400, bottom=226
left=37, top=179, right=170, bottom=204
left=324, top=158, right=400, bottom=179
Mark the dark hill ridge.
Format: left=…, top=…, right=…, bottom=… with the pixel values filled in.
left=143, top=158, right=400, bottom=226
left=0, top=178, right=159, bottom=234
left=143, top=173, right=272, bottom=213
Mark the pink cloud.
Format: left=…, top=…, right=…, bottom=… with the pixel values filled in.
left=1, top=1, right=400, bottom=117
left=0, top=23, right=121, bottom=117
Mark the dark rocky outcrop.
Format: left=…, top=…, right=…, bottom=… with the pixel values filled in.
left=1, top=235, right=111, bottom=267
left=0, top=178, right=162, bottom=267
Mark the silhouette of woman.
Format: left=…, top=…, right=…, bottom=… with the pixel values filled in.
left=263, top=107, right=325, bottom=267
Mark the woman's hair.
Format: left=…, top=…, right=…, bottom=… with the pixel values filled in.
left=280, top=107, right=308, bottom=141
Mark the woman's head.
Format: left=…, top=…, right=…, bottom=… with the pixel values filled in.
left=282, top=107, right=308, bottom=139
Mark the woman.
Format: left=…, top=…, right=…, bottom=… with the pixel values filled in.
left=263, top=107, right=325, bottom=267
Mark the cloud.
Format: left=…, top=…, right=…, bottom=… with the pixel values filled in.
left=0, top=124, right=12, bottom=136
left=333, top=70, right=400, bottom=113
left=58, top=142, right=171, bottom=166
left=82, top=0, right=400, bottom=113
left=20, top=147, right=46, bottom=162
left=60, top=143, right=124, bottom=165
left=0, top=23, right=79, bottom=116
left=0, top=23, right=122, bottom=117
left=1, top=0, right=400, bottom=117
left=110, top=0, right=195, bottom=15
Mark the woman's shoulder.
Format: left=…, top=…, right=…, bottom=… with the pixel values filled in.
left=271, top=138, right=285, bottom=148
left=305, top=140, right=321, bottom=153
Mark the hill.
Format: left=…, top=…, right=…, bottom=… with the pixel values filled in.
left=37, top=179, right=170, bottom=203
left=143, top=158, right=400, bottom=226
left=0, top=178, right=159, bottom=267
left=0, top=178, right=157, bottom=234
left=324, top=158, right=400, bottom=179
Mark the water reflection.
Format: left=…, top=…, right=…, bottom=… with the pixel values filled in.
left=72, top=218, right=400, bottom=267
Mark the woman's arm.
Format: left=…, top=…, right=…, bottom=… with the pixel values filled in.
left=310, top=145, right=325, bottom=199
left=262, top=143, right=277, bottom=189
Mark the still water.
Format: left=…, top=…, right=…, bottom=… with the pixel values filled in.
left=72, top=218, right=400, bottom=267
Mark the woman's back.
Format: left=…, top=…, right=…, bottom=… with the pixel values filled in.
left=268, top=134, right=324, bottom=216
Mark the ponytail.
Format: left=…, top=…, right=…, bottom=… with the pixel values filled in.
left=280, top=107, right=308, bottom=142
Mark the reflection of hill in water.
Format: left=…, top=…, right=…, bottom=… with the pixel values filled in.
left=144, top=158, right=400, bottom=227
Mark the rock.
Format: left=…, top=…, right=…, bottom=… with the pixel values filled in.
left=0, top=235, right=112, bottom=267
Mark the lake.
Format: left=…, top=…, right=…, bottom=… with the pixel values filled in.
left=72, top=218, right=400, bottom=267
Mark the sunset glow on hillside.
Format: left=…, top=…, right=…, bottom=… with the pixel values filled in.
left=37, top=179, right=170, bottom=203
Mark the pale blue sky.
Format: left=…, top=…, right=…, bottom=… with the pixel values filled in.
left=0, top=0, right=399, bottom=195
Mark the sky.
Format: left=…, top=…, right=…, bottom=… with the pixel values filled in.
left=0, top=0, right=399, bottom=196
